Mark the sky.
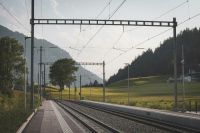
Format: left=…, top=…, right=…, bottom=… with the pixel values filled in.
left=0, top=0, right=200, bottom=80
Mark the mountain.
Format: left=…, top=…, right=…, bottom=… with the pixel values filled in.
left=108, top=28, right=200, bottom=84
left=0, top=25, right=102, bottom=86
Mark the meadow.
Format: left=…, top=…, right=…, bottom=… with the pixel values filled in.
left=45, top=76, right=200, bottom=111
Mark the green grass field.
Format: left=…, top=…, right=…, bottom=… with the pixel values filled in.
left=45, top=76, right=200, bottom=111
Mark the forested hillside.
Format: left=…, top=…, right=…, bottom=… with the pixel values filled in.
left=108, top=28, right=200, bottom=84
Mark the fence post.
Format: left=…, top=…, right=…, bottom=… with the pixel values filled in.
left=189, top=100, right=191, bottom=112
left=195, top=101, right=198, bottom=113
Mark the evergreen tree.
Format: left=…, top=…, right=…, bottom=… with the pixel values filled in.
left=108, top=28, right=200, bottom=84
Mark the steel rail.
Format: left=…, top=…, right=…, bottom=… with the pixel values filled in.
left=68, top=100, right=200, bottom=133
left=56, top=100, right=120, bottom=133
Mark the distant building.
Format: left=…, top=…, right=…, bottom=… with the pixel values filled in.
left=188, top=72, right=200, bottom=81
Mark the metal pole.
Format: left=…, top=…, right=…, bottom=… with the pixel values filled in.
left=37, top=64, right=39, bottom=90
left=39, top=46, right=42, bottom=104
left=24, top=38, right=27, bottom=112
left=181, top=44, right=185, bottom=109
left=30, top=0, right=34, bottom=109
left=69, top=85, right=71, bottom=100
left=103, top=61, right=105, bottom=102
left=74, top=82, right=76, bottom=100
left=27, top=69, right=28, bottom=88
left=43, top=64, right=46, bottom=91
left=89, top=78, right=91, bottom=99
left=80, top=75, right=82, bottom=100
left=173, top=17, right=178, bottom=111
left=128, top=64, right=130, bottom=105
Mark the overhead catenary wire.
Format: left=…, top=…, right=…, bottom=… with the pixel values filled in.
left=103, top=0, right=190, bottom=63
left=178, top=12, right=200, bottom=26
left=98, top=0, right=112, bottom=19
left=106, top=28, right=172, bottom=65
left=74, top=0, right=194, bottom=78
left=106, top=11, right=200, bottom=66
left=73, top=0, right=114, bottom=57
left=102, top=32, right=124, bottom=60
left=187, top=0, right=191, bottom=19
left=125, top=0, right=189, bottom=32
left=100, top=0, right=189, bottom=63
left=24, top=0, right=30, bottom=20
left=76, top=0, right=127, bottom=59
left=81, top=0, right=113, bottom=32
left=154, top=0, right=189, bottom=20
left=40, top=0, right=44, bottom=48
left=0, top=2, right=30, bottom=33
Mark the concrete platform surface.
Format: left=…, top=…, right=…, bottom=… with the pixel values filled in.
left=23, top=100, right=84, bottom=133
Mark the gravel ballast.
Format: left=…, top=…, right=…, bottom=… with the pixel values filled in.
left=61, top=101, right=173, bottom=133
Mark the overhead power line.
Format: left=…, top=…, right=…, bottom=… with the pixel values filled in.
left=106, top=11, right=200, bottom=66
left=102, top=32, right=124, bottom=59
left=77, top=0, right=127, bottom=58
left=101, top=0, right=189, bottom=63
left=0, top=2, right=30, bottom=32
left=24, top=0, right=30, bottom=19
left=75, top=0, right=114, bottom=59
left=109, top=0, right=127, bottom=19
left=96, top=0, right=113, bottom=19
left=82, top=0, right=113, bottom=31
left=155, top=0, right=189, bottom=20
left=126, top=0, right=188, bottom=32
left=178, top=12, right=200, bottom=26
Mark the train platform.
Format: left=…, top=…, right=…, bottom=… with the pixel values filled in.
left=22, top=100, right=84, bottom=133
left=80, top=100, right=200, bottom=131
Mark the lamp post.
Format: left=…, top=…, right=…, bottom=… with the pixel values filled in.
left=125, top=63, right=130, bottom=105
left=24, top=36, right=31, bottom=112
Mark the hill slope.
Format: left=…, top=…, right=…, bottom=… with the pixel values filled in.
left=108, top=28, right=200, bottom=84
left=0, top=25, right=102, bottom=86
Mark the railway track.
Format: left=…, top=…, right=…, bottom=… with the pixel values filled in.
left=56, top=100, right=120, bottom=133
left=63, top=100, right=200, bottom=133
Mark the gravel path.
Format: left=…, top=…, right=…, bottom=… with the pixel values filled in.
left=61, top=101, right=172, bottom=133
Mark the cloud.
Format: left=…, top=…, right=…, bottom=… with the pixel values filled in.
left=50, top=0, right=63, bottom=18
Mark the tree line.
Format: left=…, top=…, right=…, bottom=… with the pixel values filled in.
left=82, top=80, right=103, bottom=87
left=107, top=28, right=200, bottom=84
left=0, top=37, right=25, bottom=96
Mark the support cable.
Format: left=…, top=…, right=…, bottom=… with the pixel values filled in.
left=125, top=0, right=189, bottom=32
left=79, top=0, right=188, bottom=74
left=106, top=11, right=200, bottom=66
left=187, top=0, right=191, bottom=19
left=102, top=32, right=124, bottom=59
left=24, top=0, right=30, bottom=19
left=76, top=0, right=127, bottom=58
left=101, top=0, right=189, bottom=63
left=0, top=2, right=30, bottom=32
left=82, top=0, right=113, bottom=31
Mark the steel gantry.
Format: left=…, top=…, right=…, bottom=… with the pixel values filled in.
left=32, top=19, right=175, bottom=27
left=30, top=0, right=178, bottom=110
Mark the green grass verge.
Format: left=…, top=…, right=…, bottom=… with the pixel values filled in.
left=0, top=90, right=40, bottom=133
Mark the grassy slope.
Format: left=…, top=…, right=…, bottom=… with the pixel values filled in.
left=46, top=75, right=200, bottom=110
left=0, top=90, right=40, bottom=133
